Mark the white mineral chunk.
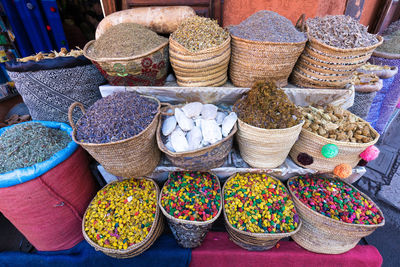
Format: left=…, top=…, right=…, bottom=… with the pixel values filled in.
left=181, top=102, right=203, bottom=118
left=170, top=127, right=189, bottom=152
left=162, top=116, right=177, bottom=136
left=187, top=126, right=202, bottom=150
left=201, top=119, right=222, bottom=144
left=201, top=104, right=218, bottom=120
left=165, top=139, right=175, bottom=152
left=222, top=112, right=238, bottom=137
left=215, top=112, right=226, bottom=125
left=175, top=108, right=194, bottom=131
left=201, top=139, right=210, bottom=147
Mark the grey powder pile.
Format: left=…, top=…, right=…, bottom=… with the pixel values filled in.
left=0, top=122, right=71, bottom=174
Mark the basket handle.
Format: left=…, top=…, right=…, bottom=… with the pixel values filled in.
left=68, top=102, right=86, bottom=131
left=160, top=103, right=174, bottom=116
left=295, top=14, right=306, bottom=32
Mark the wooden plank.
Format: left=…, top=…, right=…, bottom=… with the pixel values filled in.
left=101, top=0, right=117, bottom=16
left=345, top=0, right=365, bottom=20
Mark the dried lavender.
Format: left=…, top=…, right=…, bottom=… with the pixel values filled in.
left=0, top=122, right=71, bottom=174
left=76, top=92, right=159, bottom=144
left=306, top=15, right=378, bottom=49
left=171, top=16, right=229, bottom=52
left=229, top=10, right=306, bottom=43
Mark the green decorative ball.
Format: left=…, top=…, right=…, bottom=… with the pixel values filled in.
left=321, top=144, right=339, bottom=158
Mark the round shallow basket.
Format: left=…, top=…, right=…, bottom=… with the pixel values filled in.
left=82, top=178, right=164, bottom=258
left=356, top=65, right=398, bottom=79
left=83, top=40, right=169, bottom=86
left=159, top=172, right=222, bottom=248
left=291, top=34, right=383, bottom=88
left=289, top=117, right=379, bottom=172
left=223, top=174, right=301, bottom=251
left=236, top=118, right=304, bottom=169
left=68, top=97, right=161, bottom=178
left=156, top=105, right=237, bottom=171
left=229, top=34, right=306, bottom=87
left=169, top=36, right=231, bottom=87
left=288, top=176, right=385, bottom=254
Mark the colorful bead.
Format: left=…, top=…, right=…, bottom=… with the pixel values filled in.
left=360, top=145, right=380, bottom=162
left=321, top=144, right=339, bottom=158
left=333, top=163, right=353, bottom=178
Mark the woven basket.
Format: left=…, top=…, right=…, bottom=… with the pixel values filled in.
left=169, top=36, right=231, bottom=87
left=348, top=80, right=383, bottom=119
left=68, top=97, right=161, bottom=178
left=223, top=174, right=301, bottom=251
left=83, top=40, right=169, bottom=86
left=156, top=105, right=237, bottom=171
left=236, top=119, right=304, bottom=169
left=82, top=178, right=164, bottom=258
left=291, top=34, right=383, bottom=88
left=290, top=116, right=379, bottom=172
left=288, top=176, right=385, bottom=254
left=159, top=172, right=222, bottom=248
left=229, top=34, right=306, bottom=87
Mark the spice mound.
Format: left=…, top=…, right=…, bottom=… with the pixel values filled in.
left=289, top=176, right=384, bottom=224
left=352, top=72, right=380, bottom=85
left=224, top=173, right=299, bottom=233
left=302, top=105, right=376, bottom=143
left=93, top=23, right=167, bottom=58
left=171, top=16, right=229, bottom=52
left=17, top=48, right=83, bottom=62
left=76, top=92, right=159, bottom=144
left=84, top=179, right=157, bottom=250
left=233, top=81, right=302, bottom=129
left=161, top=171, right=221, bottom=222
left=306, top=15, right=378, bottom=49
left=376, top=20, right=400, bottom=54
left=229, top=10, right=306, bottom=43
left=0, top=122, right=70, bottom=174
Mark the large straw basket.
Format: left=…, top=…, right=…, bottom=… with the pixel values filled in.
left=82, top=178, right=164, bottom=258
left=169, top=36, right=231, bottom=87
left=83, top=40, right=169, bottom=86
left=288, top=176, right=385, bottom=254
left=156, top=105, right=237, bottom=171
left=223, top=173, right=301, bottom=251
left=229, top=34, right=306, bottom=87
left=68, top=97, right=161, bottom=178
left=235, top=119, right=304, bottom=169
left=291, top=34, right=383, bottom=88
left=159, top=172, right=222, bottom=248
left=289, top=118, right=379, bottom=172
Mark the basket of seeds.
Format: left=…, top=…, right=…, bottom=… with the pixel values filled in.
left=83, top=178, right=163, bottom=258
left=156, top=102, right=237, bottom=170
left=228, top=10, right=307, bottom=87
left=291, top=15, right=383, bottom=88
left=169, top=16, right=231, bottom=87
left=68, top=91, right=161, bottom=178
left=289, top=105, right=379, bottom=175
left=83, top=23, right=169, bottom=86
left=233, top=80, right=304, bottom=169
left=223, top=173, right=301, bottom=251
left=159, top=171, right=222, bottom=248
left=288, top=175, right=384, bottom=254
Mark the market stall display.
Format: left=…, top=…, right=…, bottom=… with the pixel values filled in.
left=169, top=16, right=231, bottom=87
left=0, top=121, right=96, bottom=251
left=68, top=92, right=161, bottom=178
left=159, top=171, right=222, bottom=248
left=288, top=175, right=385, bottom=254
left=229, top=11, right=307, bottom=87
left=223, top=173, right=300, bottom=250
left=83, top=178, right=163, bottom=258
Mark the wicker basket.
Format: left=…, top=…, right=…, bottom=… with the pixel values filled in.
left=288, top=176, right=385, bottom=254
left=289, top=117, right=380, bottom=172
left=83, top=40, right=169, bottom=86
left=291, top=34, right=383, bottom=88
left=223, top=174, right=301, bottom=251
left=82, top=178, right=164, bottom=258
left=169, top=36, right=231, bottom=87
left=229, top=34, right=306, bottom=87
left=159, top=172, right=222, bottom=248
left=235, top=119, right=304, bottom=169
left=348, top=80, right=383, bottom=119
left=156, top=105, right=237, bottom=171
left=68, top=98, right=161, bottom=178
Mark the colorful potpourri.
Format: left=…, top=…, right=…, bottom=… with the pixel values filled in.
left=288, top=176, right=384, bottom=224
left=84, top=179, right=157, bottom=250
left=224, top=173, right=299, bottom=233
left=161, top=171, right=221, bottom=222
